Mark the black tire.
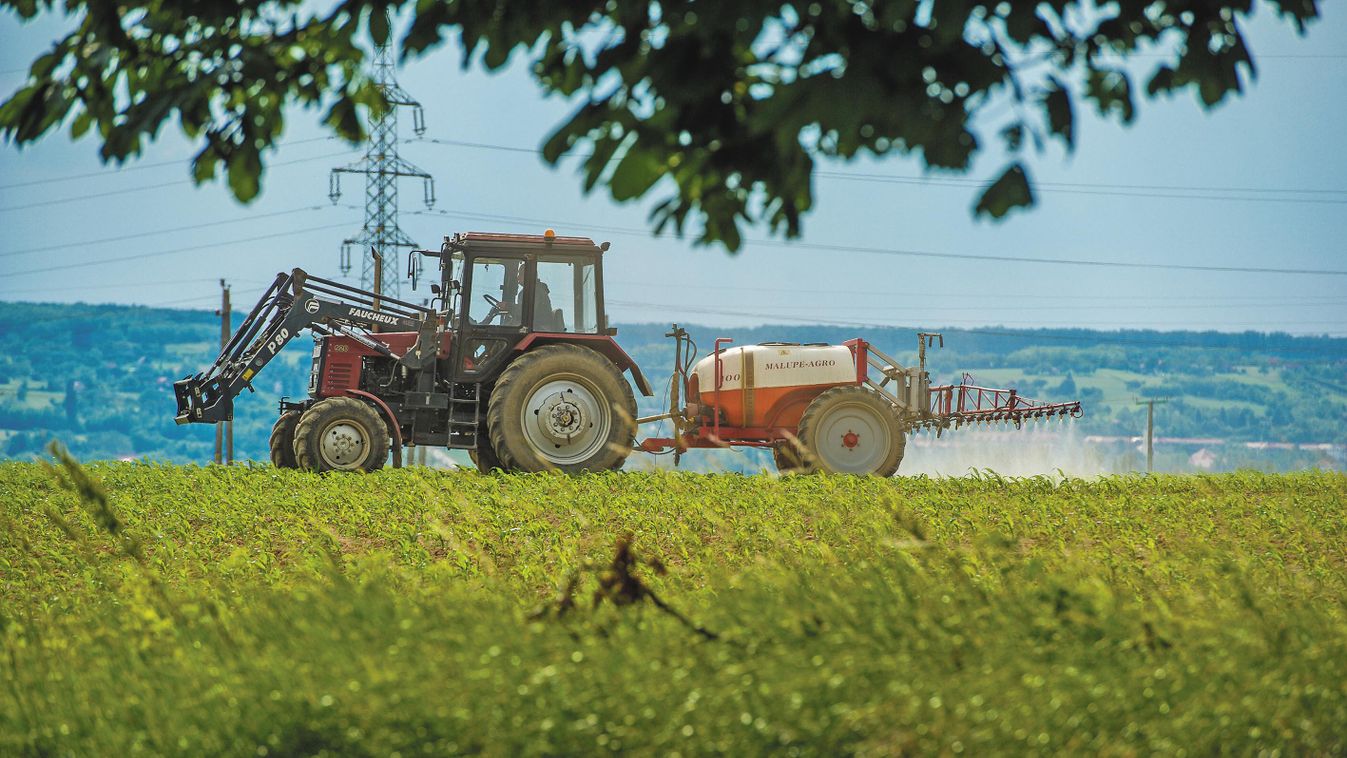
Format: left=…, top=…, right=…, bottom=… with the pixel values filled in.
left=292, top=397, right=390, bottom=473
left=795, top=386, right=906, bottom=476
left=487, top=344, right=637, bottom=473
left=468, top=437, right=506, bottom=473
left=771, top=438, right=806, bottom=474
left=269, top=411, right=301, bottom=469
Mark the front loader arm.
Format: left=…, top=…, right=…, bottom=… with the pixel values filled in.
left=174, top=268, right=438, bottom=425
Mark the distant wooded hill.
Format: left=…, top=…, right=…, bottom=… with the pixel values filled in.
left=2, top=301, right=1343, bottom=469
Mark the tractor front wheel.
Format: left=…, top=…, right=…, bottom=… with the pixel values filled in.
left=292, top=397, right=390, bottom=473
left=487, top=344, right=636, bottom=473
left=794, top=387, right=906, bottom=476
left=269, top=411, right=301, bottom=469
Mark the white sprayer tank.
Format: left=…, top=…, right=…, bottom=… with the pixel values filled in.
left=691, top=343, right=857, bottom=427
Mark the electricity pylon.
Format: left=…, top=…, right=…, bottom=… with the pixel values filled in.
left=329, top=31, right=435, bottom=299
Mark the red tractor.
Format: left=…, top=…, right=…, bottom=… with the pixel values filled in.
left=177, top=231, right=652, bottom=473
left=175, top=230, right=1080, bottom=475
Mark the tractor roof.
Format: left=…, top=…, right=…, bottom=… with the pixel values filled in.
left=448, top=231, right=607, bottom=255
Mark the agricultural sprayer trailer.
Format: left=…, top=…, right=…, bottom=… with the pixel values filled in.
left=174, top=231, right=1081, bottom=475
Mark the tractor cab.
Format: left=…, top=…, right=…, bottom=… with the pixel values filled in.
left=423, top=230, right=614, bottom=383
left=431, top=230, right=608, bottom=335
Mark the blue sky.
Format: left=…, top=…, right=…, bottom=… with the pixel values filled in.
left=1, top=5, right=1344, bottom=335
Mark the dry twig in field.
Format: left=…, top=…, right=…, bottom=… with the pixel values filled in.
left=534, top=532, right=718, bottom=641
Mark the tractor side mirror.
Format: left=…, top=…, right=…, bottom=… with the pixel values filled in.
left=430, top=284, right=442, bottom=295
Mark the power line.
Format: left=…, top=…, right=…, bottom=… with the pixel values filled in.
left=0, top=277, right=218, bottom=296
left=813, top=172, right=1347, bottom=205
left=846, top=301, right=1347, bottom=313
left=0, top=136, right=337, bottom=190
left=605, top=300, right=1347, bottom=353
left=1129, top=53, right=1347, bottom=59
left=759, top=239, right=1347, bottom=276
left=408, top=207, right=1347, bottom=277
left=0, top=206, right=330, bottom=258
left=0, top=276, right=270, bottom=297
left=5, top=223, right=350, bottom=278
left=609, top=299, right=1345, bottom=329
left=606, top=278, right=1347, bottom=303
left=147, top=293, right=223, bottom=307
left=415, top=137, right=539, bottom=155
left=0, top=150, right=356, bottom=212
left=815, top=170, right=1347, bottom=197
left=151, top=279, right=285, bottom=309
left=412, top=135, right=1347, bottom=203
left=615, top=295, right=1347, bottom=314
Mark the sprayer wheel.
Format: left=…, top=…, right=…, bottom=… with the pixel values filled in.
left=771, top=439, right=808, bottom=474
left=796, top=386, right=906, bottom=476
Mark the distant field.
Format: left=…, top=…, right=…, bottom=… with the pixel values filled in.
left=2, top=460, right=1346, bottom=754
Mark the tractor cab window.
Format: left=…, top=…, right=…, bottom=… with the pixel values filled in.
left=468, top=256, right=524, bottom=327
left=535, top=257, right=599, bottom=333
left=443, top=250, right=465, bottom=319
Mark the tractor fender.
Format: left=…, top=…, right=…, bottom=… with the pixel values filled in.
left=344, top=388, right=404, bottom=468
left=513, top=333, right=654, bottom=397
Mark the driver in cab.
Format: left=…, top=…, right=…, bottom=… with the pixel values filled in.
left=476, top=261, right=563, bottom=331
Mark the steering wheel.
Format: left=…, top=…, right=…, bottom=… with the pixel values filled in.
left=478, top=293, right=505, bottom=325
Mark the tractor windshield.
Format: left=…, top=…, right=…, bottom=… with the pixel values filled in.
left=468, top=256, right=524, bottom=327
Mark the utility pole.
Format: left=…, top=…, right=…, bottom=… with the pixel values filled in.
left=329, top=19, right=436, bottom=299
left=1134, top=398, right=1168, bottom=473
left=215, top=279, right=233, bottom=465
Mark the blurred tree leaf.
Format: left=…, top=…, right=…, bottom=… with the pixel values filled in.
left=609, top=146, right=665, bottom=202
left=0, top=0, right=1320, bottom=248
left=1043, top=76, right=1074, bottom=152
left=974, top=163, right=1034, bottom=219
left=1086, top=69, right=1135, bottom=124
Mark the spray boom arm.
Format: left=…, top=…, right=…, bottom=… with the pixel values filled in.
left=855, top=335, right=1082, bottom=431
left=924, top=380, right=1083, bottom=429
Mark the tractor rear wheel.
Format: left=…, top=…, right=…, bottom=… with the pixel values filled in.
left=468, top=438, right=506, bottom=473
left=292, top=397, right=390, bottom=473
left=487, top=344, right=636, bottom=473
left=795, top=386, right=906, bottom=476
left=269, top=411, right=301, bottom=469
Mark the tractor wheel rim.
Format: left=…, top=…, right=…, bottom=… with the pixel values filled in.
left=320, top=420, right=371, bottom=469
left=520, top=374, right=611, bottom=466
left=813, top=401, right=893, bottom=474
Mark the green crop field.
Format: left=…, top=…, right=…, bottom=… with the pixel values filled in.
left=2, top=456, right=1346, bottom=755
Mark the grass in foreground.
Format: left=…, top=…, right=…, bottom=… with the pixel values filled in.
left=1, top=455, right=1345, bottom=755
